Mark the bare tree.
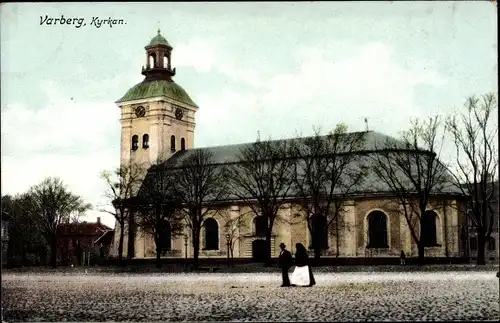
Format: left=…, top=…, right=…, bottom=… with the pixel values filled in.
left=99, top=163, right=145, bottom=264
left=371, top=116, right=449, bottom=266
left=445, top=93, right=498, bottom=265
left=290, top=124, right=367, bottom=263
left=26, top=177, right=91, bottom=268
left=328, top=214, right=357, bottom=258
left=226, top=137, right=295, bottom=266
left=135, top=164, right=184, bottom=268
left=172, top=150, right=229, bottom=269
left=221, top=208, right=251, bottom=263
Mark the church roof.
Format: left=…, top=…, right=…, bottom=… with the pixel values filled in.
left=116, top=80, right=198, bottom=107
left=164, top=131, right=405, bottom=167
left=140, top=131, right=463, bottom=201
left=148, top=29, right=170, bottom=47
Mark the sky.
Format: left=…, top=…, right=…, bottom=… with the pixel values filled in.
left=1, top=2, right=497, bottom=228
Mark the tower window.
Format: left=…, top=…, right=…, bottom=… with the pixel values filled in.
left=149, top=53, right=156, bottom=68
left=142, top=134, right=149, bottom=149
left=170, top=135, right=176, bottom=152
left=131, top=135, right=139, bottom=151
left=181, top=138, right=186, bottom=151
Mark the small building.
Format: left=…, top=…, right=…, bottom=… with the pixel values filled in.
left=57, top=217, right=113, bottom=266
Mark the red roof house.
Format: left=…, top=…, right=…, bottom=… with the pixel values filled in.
left=57, top=217, right=114, bottom=266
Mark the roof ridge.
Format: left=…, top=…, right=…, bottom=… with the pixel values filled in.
left=186, top=130, right=375, bottom=151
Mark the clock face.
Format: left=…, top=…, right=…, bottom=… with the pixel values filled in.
left=175, top=108, right=184, bottom=120
left=135, top=106, right=146, bottom=118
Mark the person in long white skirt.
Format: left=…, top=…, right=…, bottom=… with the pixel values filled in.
left=290, top=243, right=316, bottom=287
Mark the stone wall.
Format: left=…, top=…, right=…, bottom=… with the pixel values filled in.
left=111, top=196, right=467, bottom=260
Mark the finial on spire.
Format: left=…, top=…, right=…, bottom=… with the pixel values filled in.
left=157, top=28, right=161, bottom=35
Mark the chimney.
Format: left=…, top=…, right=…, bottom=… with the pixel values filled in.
left=97, top=217, right=101, bottom=224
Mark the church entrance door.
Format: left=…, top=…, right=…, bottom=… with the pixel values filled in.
left=252, top=239, right=268, bottom=263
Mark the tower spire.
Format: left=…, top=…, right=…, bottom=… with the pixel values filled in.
left=142, top=29, right=176, bottom=82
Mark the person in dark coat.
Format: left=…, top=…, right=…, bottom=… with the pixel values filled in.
left=294, top=243, right=316, bottom=287
left=400, top=250, right=406, bottom=266
left=278, top=242, right=293, bottom=287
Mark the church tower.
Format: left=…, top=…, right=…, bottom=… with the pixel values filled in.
left=113, top=30, right=198, bottom=258
left=116, top=29, right=198, bottom=169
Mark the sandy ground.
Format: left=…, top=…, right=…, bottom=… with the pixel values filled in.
left=2, top=271, right=499, bottom=322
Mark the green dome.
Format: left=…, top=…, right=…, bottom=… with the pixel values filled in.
left=117, top=80, right=198, bottom=107
left=148, top=29, right=170, bottom=47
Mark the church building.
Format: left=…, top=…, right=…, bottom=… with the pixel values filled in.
left=111, top=30, right=469, bottom=263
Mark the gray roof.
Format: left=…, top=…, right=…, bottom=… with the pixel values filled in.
left=163, top=131, right=408, bottom=168
left=141, top=131, right=464, bottom=203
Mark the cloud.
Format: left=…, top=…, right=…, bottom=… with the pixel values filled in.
left=194, top=41, right=449, bottom=149
left=1, top=81, right=120, bottom=228
left=174, top=39, right=218, bottom=73
left=175, top=39, right=451, bottom=149
left=173, top=39, right=265, bottom=88
left=2, top=80, right=120, bottom=155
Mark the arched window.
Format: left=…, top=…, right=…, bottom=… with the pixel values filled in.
left=161, top=220, right=171, bottom=251
left=421, top=211, right=438, bottom=247
left=170, top=135, right=176, bottom=152
left=204, top=218, right=219, bottom=250
left=142, top=134, right=149, bottom=149
left=163, top=55, right=169, bottom=69
left=181, top=138, right=186, bottom=151
left=149, top=54, right=156, bottom=68
left=254, top=216, right=267, bottom=237
left=131, top=135, right=139, bottom=151
left=367, top=211, right=388, bottom=248
left=310, top=215, right=328, bottom=250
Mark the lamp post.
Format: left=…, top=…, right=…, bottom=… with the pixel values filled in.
left=226, top=234, right=231, bottom=267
